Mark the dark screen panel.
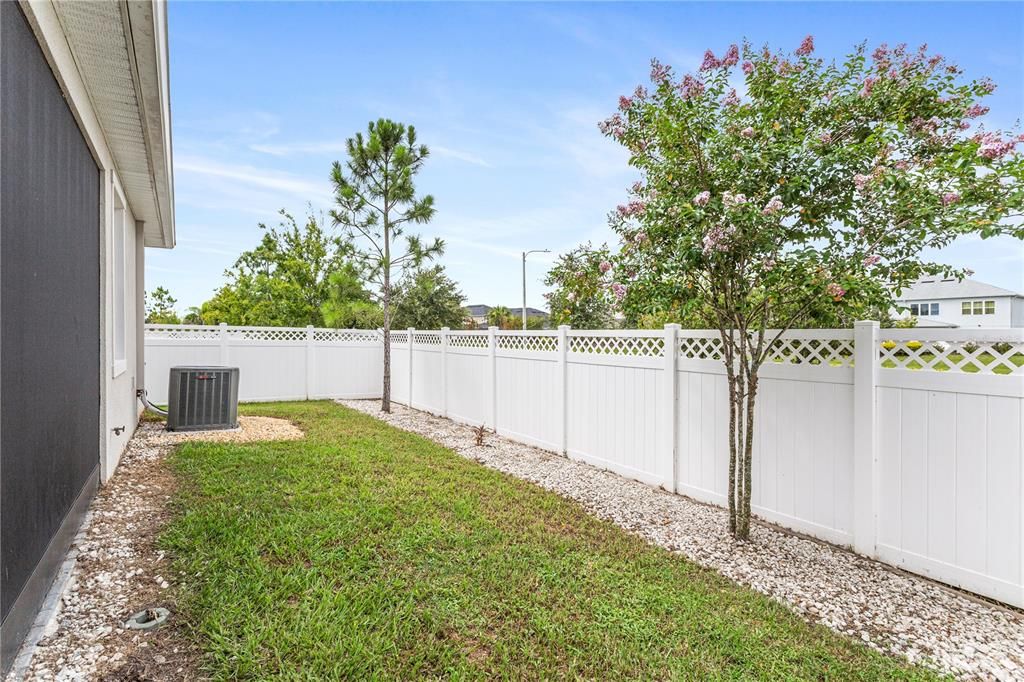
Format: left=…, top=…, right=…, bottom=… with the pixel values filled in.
left=1, top=0, right=101, bottom=634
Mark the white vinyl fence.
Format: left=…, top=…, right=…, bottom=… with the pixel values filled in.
left=145, top=323, right=1024, bottom=608
left=144, top=324, right=382, bottom=403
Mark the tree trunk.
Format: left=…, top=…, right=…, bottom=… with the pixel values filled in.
left=723, top=329, right=761, bottom=541
left=381, top=274, right=391, bottom=413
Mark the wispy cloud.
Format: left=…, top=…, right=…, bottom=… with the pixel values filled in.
left=432, top=145, right=492, bottom=168
left=249, top=140, right=348, bottom=156
left=175, top=155, right=332, bottom=202
left=251, top=140, right=492, bottom=167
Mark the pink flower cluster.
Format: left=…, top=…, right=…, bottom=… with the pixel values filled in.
left=723, top=89, right=740, bottom=107
left=740, top=126, right=755, bottom=138
left=616, top=201, right=646, bottom=218
left=599, top=260, right=612, bottom=274
left=973, top=131, right=1019, bottom=160
left=618, top=95, right=633, bottom=111
left=862, top=254, right=881, bottom=267
left=610, top=283, right=627, bottom=300
left=761, top=195, right=784, bottom=216
left=699, top=44, right=739, bottom=71
left=650, top=58, right=671, bottom=84
left=702, top=224, right=735, bottom=255
left=965, top=104, right=990, bottom=118
left=700, top=49, right=720, bottom=71
left=598, top=113, right=625, bottom=139
left=860, top=76, right=877, bottom=97
left=818, top=131, right=833, bottom=145
left=795, top=35, right=815, bottom=57
left=742, top=61, right=754, bottom=75
left=826, top=283, right=846, bottom=300
left=678, top=74, right=705, bottom=100
left=722, top=191, right=748, bottom=208
left=978, top=77, right=997, bottom=94
left=853, top=174, right=871, bottom=191
left=693, top=190, right=711, bottom=207
left=722, top=44, right=740, bottom=67
left=940, top=191, right=961, bottom=206
left=633, top=231, right=648, bottom=244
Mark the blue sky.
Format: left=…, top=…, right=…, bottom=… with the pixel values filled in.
left=151, top=1, right=1024, bottom=313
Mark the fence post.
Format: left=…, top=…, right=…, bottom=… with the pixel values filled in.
left=408, top=327, right=415, bottom=409
left=440, top=327, right=450, bottom=418
left=488, top=326, right=497, bottom=433
left=305, top=325, right=315, bottom=400
left=664, top=324, right=680, bottom=491
left=852, top=320, right=880, bottom=557
left=557, top=325, right=570, bottom=455
left=218, top=322, right=229, bottom=365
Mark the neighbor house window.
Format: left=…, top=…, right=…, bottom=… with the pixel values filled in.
left=909, top=302, right=939, bottom=316
left=962, top=300, right=996, bottom=315
left=112, top=185, right=127, bottom=376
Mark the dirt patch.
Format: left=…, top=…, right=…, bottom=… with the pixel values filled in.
left=155, top=415, right=303, bottom=444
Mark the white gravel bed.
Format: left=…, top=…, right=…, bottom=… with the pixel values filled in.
left=339, top=399, right=1024, bottom=681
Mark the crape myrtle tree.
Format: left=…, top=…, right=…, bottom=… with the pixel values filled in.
left=600, top=37, right=1024, bottom=540
left=330, top=119, right=443, bottom=413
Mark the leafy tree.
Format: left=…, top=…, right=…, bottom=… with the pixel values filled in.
left=145, top=286, right=180, bottom=324
left=321, top=262, right=384, bottom=329
left=601, top=37, right=1023, bottom=539
left=524, top=315, right=548, bottom=330
left=486, top=305, right=517, bottom=330
left=392, top=265, right=467, bottom=330
left=199, top=209, right=345, bottom=327
left=330, top=119, right=443, bottom=412
left=544, top=244, right=617, bottom=329
left=182, top=307, right=204, bottom=325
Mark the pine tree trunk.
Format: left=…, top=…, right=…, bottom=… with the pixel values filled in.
left=381, top=273, right=391, bottom=413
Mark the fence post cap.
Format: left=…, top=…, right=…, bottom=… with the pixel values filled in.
left=854, top=320, right=880, bottom=329
left=488, top=326, right=498, bottom=331
left=219, top=322, right=228, bottom=327
left=441, top=327, right=450, bottom=331
left=664, top=323, right=681, bottom=330
left=558, top=324, right=571, bottom=331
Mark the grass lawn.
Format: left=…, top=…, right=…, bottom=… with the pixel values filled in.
left=162, top=401, right=941, bottom=680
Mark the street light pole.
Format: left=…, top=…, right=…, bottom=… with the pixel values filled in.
left=522, top=249, right=550, bottom=330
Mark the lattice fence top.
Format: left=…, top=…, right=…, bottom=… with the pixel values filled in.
left=390, top=331, right=410, bottom=345
left=497, top=334, right=558, bottom=353
left=879, top=337, right=1024, bottom=375
left=449, top=334, right=489, bottom=349
left=678, top=336, right=724, bottom=361
left=569, top=334, right=664, bottom=357
left=224, top=327, right=306, bottom=342
left=312, top=329, right=380, bottom=344
left=145, top=325, right=221, bottom=340
left=413, top=332, right=442, bottom=346
left=765, top=337, right=855, bottom=367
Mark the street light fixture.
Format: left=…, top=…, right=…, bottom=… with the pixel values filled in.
left=522, top=249, right=551, bottom=330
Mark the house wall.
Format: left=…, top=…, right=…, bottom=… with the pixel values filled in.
left=1012, top=297, right=1024, bottom=328
left=895, top=295, right=1016, bottom=328
left=18, top=0, right=149, bottom=483
left=1, top=2, right=153, bottom=672
left=1, top=3, right=103, bottom=666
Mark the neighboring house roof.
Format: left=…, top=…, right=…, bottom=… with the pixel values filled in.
left=465, top=304, right=491, bottom=316
left=912, top=317, right=960, bottom=328
left=510, top=307, right=549, bottom=317
left=49, top=1, right=175, bottom=248
left=895, top=277, right=1023, bottom=302
left=465, top=305, right=550, bottom=318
